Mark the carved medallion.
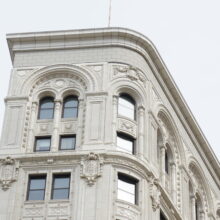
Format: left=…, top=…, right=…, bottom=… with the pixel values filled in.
left=80, top=152, right=103, bottom=186
left=0, top=157, right=19, bottom=191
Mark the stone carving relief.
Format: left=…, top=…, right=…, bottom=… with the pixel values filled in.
left=113, top=65, right=147, bottom=87
left=0, top=157, right=19, bottom=191
left=29, top=73, right=87, bottom=98
left=149, top=177, right=161, bottom=211
left=80, top=152, right=103, bottom=186
left=48, top=204, right=69, bottom=216
left=61, top=121, right=78, bottom=133
left=118, top=118, right=137, bottom=138
left=117, top=206, right=138, bottom=220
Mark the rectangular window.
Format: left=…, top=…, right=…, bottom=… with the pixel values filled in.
left=27, top=175, right=46, bottom=200
left=117, top=133, right=135, bottom=154
left=51, top=174, right=70, bottom=200
left=117, top=173, right=138, bottom=205
left=35, top=137, right=51, bottom=152
left=59, top=135, right=76, bottom=150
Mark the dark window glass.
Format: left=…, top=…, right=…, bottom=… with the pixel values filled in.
left=52, top=174, right=70, bottom=200
left=165, top=151, right=169, bottom=174
left=38, top=97, right=54, bottom=119
left=160, top=211, right=167, bottom=220
left=117, top=133, right=135, bottom=154
left=117, top=173, right=138, bottom=205
left=118, top=94, right=135, bottom=120
left=35, top=137, right=51, bottom=152
left=27, top=175, right=46, bottom=200
left=60, top=135, right=76, bottom=150
left=62, top=96, right=78, bottom=118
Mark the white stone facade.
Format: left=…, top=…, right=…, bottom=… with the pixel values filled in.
left=0, top=27, right=220, bottom=220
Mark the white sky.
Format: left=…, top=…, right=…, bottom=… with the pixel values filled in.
left=0, top=0, right=220, bottom=160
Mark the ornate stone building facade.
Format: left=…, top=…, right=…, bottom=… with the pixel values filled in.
left=0, top=27, right=220, bottom=220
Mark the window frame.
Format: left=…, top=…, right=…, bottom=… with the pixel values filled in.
left=59, top=135, right=76, bottom=150
left=51, top=173, right=71, bottom=200
left=26, top=174, right=47, bottom=201
left=117, top=172, right=138, bottom=205
left=34, top=136, right=51, bottom=152
left=62, top=95, right=79, bottom=119
left=116, top=132, right=135, bottom=155
left=38, top=96, right=55, bottom=120
left=118, top=93, right=136, bottom=120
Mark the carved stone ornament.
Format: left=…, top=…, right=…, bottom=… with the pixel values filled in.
left=149, top=177, right=161, bottom=211
left=80, top=152, right=103, bottom=186
left=0, top=156, right=19, bottom=191
left=114, top=65, right=146, bottom=86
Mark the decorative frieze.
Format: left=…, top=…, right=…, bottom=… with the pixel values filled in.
left=116, top=200, right=140, bottom=220
left=0, top=157, right=19, bottom=190
left=113, top=64, right=147, bottom=87
left=117, top=117, right=137, bottom=138
left=80, top=152, right=103, bottom=186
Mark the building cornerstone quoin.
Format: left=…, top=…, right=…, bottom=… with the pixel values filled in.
left=0, top=27, right=220, bottom=220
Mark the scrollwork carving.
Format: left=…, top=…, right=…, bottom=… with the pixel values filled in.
left=149, top=176, right=161, bottom=211
left=113, top=65, right=147, bottom=86
left=80, top=152, right=103, bottom=186
left=0, top=157, right=19, bottom=190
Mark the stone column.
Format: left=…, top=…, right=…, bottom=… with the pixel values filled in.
left=52, top=99, right=61, bottom=152
left=137, top=105, right=145, bottom=159
left=160, top=144, right=166, bottom=187
left=200, top=211, right=205, bottom=220
left=77, top=98, right=84, bottom=148
left=190, top=195, right=196, bottom=220
left=112, top=95, right=118, bottom=147
left=27, top=102, right=38, bottom=152
left=171, top=162, right=176, bottom=204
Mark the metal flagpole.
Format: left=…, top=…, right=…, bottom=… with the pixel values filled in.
left=108, top=0, right=112, bottom=27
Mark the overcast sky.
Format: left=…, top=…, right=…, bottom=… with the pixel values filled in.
left=0, top=0, right=220, bottom=160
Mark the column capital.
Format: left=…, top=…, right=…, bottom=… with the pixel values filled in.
left=138, top=105, right=145, bottom=111
left=113, top=95, right=119, bottom=105
left=54, top=99, right=62, bottom=104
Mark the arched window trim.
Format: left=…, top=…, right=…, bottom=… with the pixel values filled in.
left=62, top=95, right=79, bottom=118
left=118, top=93, right=136, bottom=120
left=38, top=96, right=55, bottom=120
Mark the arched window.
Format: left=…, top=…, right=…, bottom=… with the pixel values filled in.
left=62, top=96, right=78, bottom=118
left=118, top=93, right=136, bottom=120
left=165, top=151, right=169, bottom=174
left=38, top=97, right=54, bottom=119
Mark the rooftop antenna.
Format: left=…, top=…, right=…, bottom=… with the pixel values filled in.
left=108, top=0, right=112, bottom=27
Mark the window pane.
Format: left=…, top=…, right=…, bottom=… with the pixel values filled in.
left=64, top=98, right=78, bottom=108
left=117, top=135, right=133, bottom=154
left=52, top=189, right=69, bottom=199
left=54, top=176, right=70, bottom=188
left=63, top=108, right=78, bottom=118
left=41, top=100, right=54, bottom=109
left=118, top=179, right=135, bottom=193
left=28, top=190, right=45, bottom=200
left=36, top=138, right=51, bottom=151
left=30, top=178, right=46, bottom=190
left=39, top=109, right=54, bottom=119
left=118, top=95, right=135, bottom=120
left=60, top=136, right=76, bottom=150
left=118, top=189, right=135, bottom=204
